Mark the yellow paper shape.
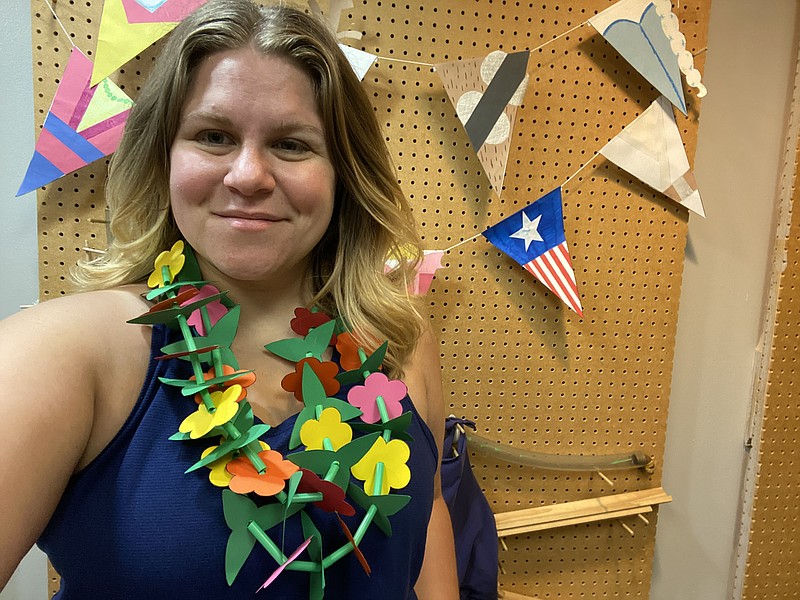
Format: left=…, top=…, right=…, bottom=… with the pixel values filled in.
left=92, top=0, right=178, bottom=86
left=77, top=78, right=134, bottom=132
left=300, top=407, right=353, bottom=451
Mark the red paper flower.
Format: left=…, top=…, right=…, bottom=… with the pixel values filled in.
left=226, top=449, right=299, bottom=497
left=297, top=468, right=355, bottom=516
left=281, top=357, right=340, bottom=401
left=290, top=307, right=333, bottom=338
left=335, top=332, right=364, bottom=372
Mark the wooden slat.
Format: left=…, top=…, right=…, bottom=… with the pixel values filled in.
left=495, top=488, right=671, bottom=537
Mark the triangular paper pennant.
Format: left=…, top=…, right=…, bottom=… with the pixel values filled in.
left=482, top=188, right=583, bottom=316
left=589, top=0, right=687, bottom=114
left=17, top=48, right=133, bottom=197
left=385, top=250, right=446, bottom=296
left=92, top=0, right=207, bottom=86
left=599, top=95, right=704, bottom=217
left=436, top=50, right=530, bottom=193
left=338, top=44, right=376, bottom=81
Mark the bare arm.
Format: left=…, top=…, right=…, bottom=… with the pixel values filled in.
left=0, top=289, right=149, bottom=588
left=405, top=325, right=459, bottom=600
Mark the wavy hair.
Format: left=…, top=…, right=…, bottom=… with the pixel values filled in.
left=73, top=0, right=424, bottom=376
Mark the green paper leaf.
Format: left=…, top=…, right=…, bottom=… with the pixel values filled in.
left=185, top=423, right=271, bottom=473
left=304, top=320, right=336, bottom=358
left=266, top=319, right=337, bottom=362
left=352, top=411, right=414, bottom=442
left=347, top=485, right=412, bottom=537
left=301, top=363, right=326, bottom=405
left=180, top=370, right=254, bottom=396
left=286, top=471, right=303, bottom=507
left=203, top=305, right=241, bottom=350
left=301, top=511, right=325, bottom=598
left=264, top=337, right=310, bottom=363
left=144, top=279, right=208, bottom=301
left=289, top=405, right=317, bottom=450
left=225, top=527, right=256, bottom=585
left=336, top=341, right=389, bottom=385
left=127, top=291, right=227, bottom=325
left=288, top=433, right=379, bottom=491
left=178, top=244, right=203, bottom=282
left=223, top=488, right=259, bottom=531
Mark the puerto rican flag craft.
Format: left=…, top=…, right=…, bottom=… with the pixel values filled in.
left=482, top=187, right=583, bottom=317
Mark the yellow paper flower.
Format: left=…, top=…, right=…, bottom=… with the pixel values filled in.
left=147, top=240, right=186, bottom=288
left=299, top=407, right=353, bottom=451
left=351, top=437, right=411, bottom=495
left=202, top=440, right=269, bottom=488
left=179, top=385, right=241, bottom=439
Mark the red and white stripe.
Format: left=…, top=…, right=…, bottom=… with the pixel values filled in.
left=523, top=241, right=583, bottom=317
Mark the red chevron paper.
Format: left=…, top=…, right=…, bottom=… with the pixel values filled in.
left=17, top=47, right=133, bottom=196
left=92, top=0, right=208, bottom=85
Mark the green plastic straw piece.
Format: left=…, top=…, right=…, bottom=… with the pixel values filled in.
left=292, top=492, right=324, bottom=503
left=323, top=460, right=340, bottom=482
left=161, top=264, right=171, bottom=286
left=352, top=505, right=378, bottom=546
left=246, top=520, right=286, bottom=564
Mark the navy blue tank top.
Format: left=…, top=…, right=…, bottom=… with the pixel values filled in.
left=38, top=323, right=438, bottom=599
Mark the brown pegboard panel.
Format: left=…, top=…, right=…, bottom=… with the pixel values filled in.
left=740, top=101, right=800, bottom=599
left=30, top=0, right=710, bottom=597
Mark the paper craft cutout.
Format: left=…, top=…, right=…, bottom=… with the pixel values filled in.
left=93, top=0, right=207, bottom=85
left=17, top=48, right=133, bottom=196
left=385, top=250, right=446, bottom=296
left=589, top=0, right=705, bottom=115
left=599, top=95, right=705, bottom=217
left=309, top=0, right=361, bottom=40
left=347, top=372, right=407, bottom=424
left=257, top=537, right=313, bottom=592
left=482, top=187, right=583, bottom=316
left=339, top=44, right=377, bottom=81
left=437, top=50, right=530, bottom=192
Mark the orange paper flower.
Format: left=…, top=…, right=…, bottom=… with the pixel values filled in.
left=226, top=449, right=299, bottom=497
left=281, top=357, right=340, bottom=401
left=192, top=365, right=256, bottom=404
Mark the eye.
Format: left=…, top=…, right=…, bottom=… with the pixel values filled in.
left=273, top=139, right=311, bottom=153
left=198, top=130, right=232, bottom=145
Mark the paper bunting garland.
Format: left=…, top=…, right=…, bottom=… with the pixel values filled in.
left=339, top=44, right=377, bottom=81
left=482, top=188, right=583, bottom=316
left=599, top=95, right=705, bottom=217
left=17, top=47, right=133, bottom=196
left=384, top=250, right=446, bottom=296
left=92, top=0, right=207, bottom=85
left=437, top=50, right=530, bottom=193
left=590, top=0, right=693, bottom=115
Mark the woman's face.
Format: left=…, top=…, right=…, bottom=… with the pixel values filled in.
left=169, top=47, right=336, bottom=289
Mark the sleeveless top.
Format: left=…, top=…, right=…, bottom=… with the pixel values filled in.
left=38, top=323, right=438, bottom=599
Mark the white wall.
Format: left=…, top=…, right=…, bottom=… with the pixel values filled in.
left=651, top=1, right=798, bottom=599
left=0, top=2, right=48, bottom=600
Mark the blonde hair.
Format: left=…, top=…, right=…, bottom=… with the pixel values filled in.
left=74, top=0, right=423, bottom=376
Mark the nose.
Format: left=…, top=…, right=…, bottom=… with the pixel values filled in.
left=223, top=145, right=276, bottom=196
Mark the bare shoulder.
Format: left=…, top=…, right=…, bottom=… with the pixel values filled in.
left=402, top=322, right=444, bottom=431
left=0, top=286, right=152, bottom=585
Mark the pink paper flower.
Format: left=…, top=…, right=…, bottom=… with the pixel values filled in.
left=347, top=372, right=406, bottom=424
left=179, top=284, right=227, bottom=335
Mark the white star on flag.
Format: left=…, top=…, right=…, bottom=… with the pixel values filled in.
left=509, top=212, right=543, bottom=251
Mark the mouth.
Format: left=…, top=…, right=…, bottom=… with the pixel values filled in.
left=213, top=211, right=283, bottom=232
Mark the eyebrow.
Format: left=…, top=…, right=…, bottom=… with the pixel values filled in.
left=179, top=110, right=325, bottom=138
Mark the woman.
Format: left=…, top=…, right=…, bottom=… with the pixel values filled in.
left=0, top=1, right=458, bottom=597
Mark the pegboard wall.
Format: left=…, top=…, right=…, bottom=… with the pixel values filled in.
left=29, top=0, right=710, bottom=597
left=738, top=42, right=800, bottom=598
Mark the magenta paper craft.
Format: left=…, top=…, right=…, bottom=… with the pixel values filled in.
left=122, top=0, right=207, bottom=22
left=599, top=95, right=705, bottom=217
left=17, top=47, right=133, bottom=197
left=384, top=250, right=446, bottom=296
